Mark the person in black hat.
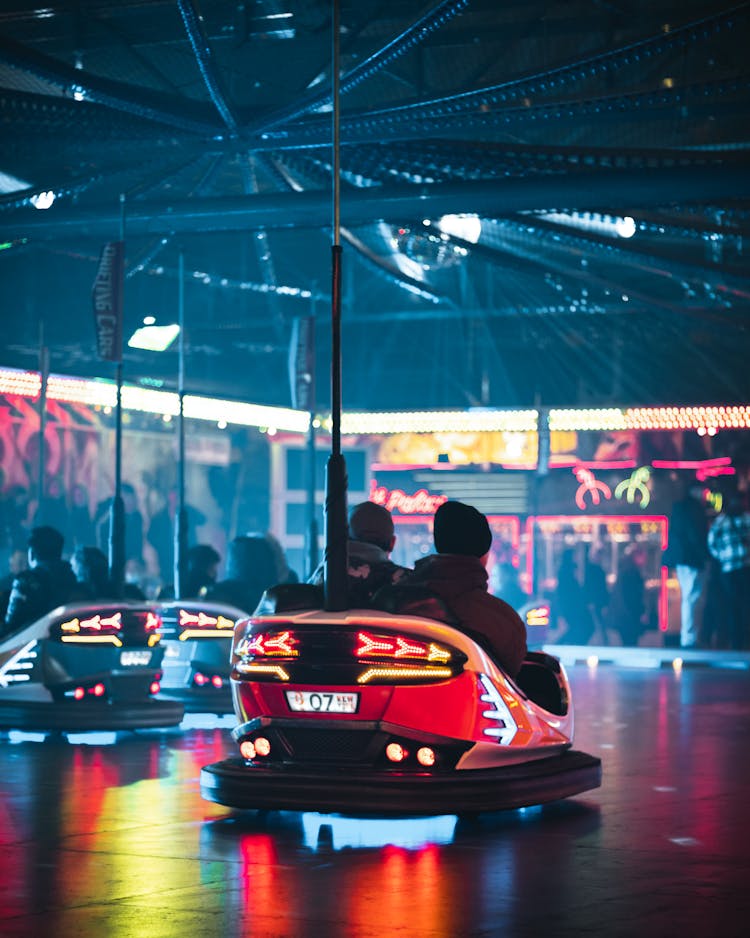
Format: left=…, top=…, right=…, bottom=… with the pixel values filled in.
left=402, top=500, right=527, bottom=677
left=309, top=501, right=409, bottom=606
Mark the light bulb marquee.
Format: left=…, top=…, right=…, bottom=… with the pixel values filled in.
left=1, top=366, right=748, bottom=434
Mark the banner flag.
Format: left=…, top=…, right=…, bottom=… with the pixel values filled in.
left=92, top=241, right=124, bottom=362
left=288, top=316, right=315, bottom=411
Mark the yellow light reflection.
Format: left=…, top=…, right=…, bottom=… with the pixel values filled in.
left=61, top=635, right=122, bottom=646
left=235, top=663, right=290, bottom=681
left=357, top=666, right=452, bottom=684
left=179, top=629, right=233, bottom=641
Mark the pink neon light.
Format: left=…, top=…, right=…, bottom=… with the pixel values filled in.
left=532, top=515, right=668, bottom=549
left=525, top=517, right=535, bottom=597
left=696, top=466, right=736, bottom=480
left=576, top=460, right=638, bottom=471
left=651, top=457, right=732, bottom=470
left=659, top=566, right=669, bottom=632
left=370, top=482, right=448, bottom=515
left=574, top=467, right=612, bottom=510
left=371, top=463, right=459, bottom=472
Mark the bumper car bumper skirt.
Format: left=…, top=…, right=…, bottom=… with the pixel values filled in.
left=0, top=697, right=185, bottom=731
left=200, top=749, right=602, bottom=815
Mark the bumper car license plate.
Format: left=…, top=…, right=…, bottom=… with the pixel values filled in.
left=285, top=690, right=359, bottom=713
left=119, top=650, right=153, bottom=667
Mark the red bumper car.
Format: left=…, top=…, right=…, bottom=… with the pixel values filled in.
left=200, top=586, right=601, bottom=815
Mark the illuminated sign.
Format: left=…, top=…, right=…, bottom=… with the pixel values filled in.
left=370, top=483, right=448, bottom=515
left=574, top=467, right=612, bottom=510
left=613, top=467, right=651, bottom=508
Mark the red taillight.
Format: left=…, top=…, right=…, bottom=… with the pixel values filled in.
left=178, top=609, right=235, bottom=632
left=245, top=630, right=299, bottom=657
left=149, top=681, right=160, bottom=695
left=417, top=747, right=436, bottom=767
left=193, top=672, right=208, bottom=686
left=73, top=686, right=85, bottom=700
left=239, top=740, right=256, bottom=760
left=145, top=611, right=161, bottom=631
left=211, top=674, right=223, bottom=689
left=355, top=631, right=450, bottom=663
left=92, top=682, right=106, bottom=697
left=82, top=612, right=121, bottom=632
left=61, top=611, right=122, bottom=635
left=357, top=631, right=426, bottom=658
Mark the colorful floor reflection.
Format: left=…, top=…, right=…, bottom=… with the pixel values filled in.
left=1, top=666, right=749, bottom=937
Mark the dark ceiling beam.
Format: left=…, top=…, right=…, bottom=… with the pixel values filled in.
left=249, top=0, right=470, bottom=135
left=262, top=76, right=750, bottom=150
left=4, top=165, right=749, bottom=240
left=0, top=32, right=220, bottom=135
left=246, top=1, right=748, bottom=151
left=177, top=0, right=239, bottom=136
left=382, top=4, right=750, bottom=120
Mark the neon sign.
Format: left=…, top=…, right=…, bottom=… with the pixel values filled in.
left=369, top=483, right=448, bottom=515
left=574, top=467, right=612, bottom=510
left=614, top=467, right=651, bottom=508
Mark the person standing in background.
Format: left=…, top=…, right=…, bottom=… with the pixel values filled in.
left=664, top=480, right=709, bottom=649
left=708, top=489, right=750, bottom=651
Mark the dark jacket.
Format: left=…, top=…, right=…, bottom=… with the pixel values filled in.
left=402, top=553, right=527, bottom=677
left=309, top=539, right=409, bottom=607
left=3, top=559, right=81, bottom=633
left=664, top=496, right=709, bottom=569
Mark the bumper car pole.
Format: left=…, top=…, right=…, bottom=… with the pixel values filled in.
left=324, top=0, right=348, bottom=613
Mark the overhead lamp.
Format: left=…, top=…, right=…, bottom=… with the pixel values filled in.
left=614, top=216, right=636, bottom=238
left=30, top=191, right=56, bottom=210
left=127, top=323, right=180, bottom=352
left=437, top=214, right=482, bottom=244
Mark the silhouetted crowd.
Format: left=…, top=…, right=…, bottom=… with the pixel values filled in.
left=1, top=495, right=530, bottom=679
left=3, top=479, right=749, bottom=658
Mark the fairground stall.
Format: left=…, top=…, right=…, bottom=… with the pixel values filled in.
left=271, top=405, right=749, bottom=647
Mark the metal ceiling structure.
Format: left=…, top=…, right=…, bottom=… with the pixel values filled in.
left=0, top=0, right=748, bottom=412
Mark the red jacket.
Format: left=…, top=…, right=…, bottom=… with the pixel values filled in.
left=405, top=553, right=527, bottom=677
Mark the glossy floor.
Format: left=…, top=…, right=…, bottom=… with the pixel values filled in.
left=1, top=662, right=749, bottom=937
